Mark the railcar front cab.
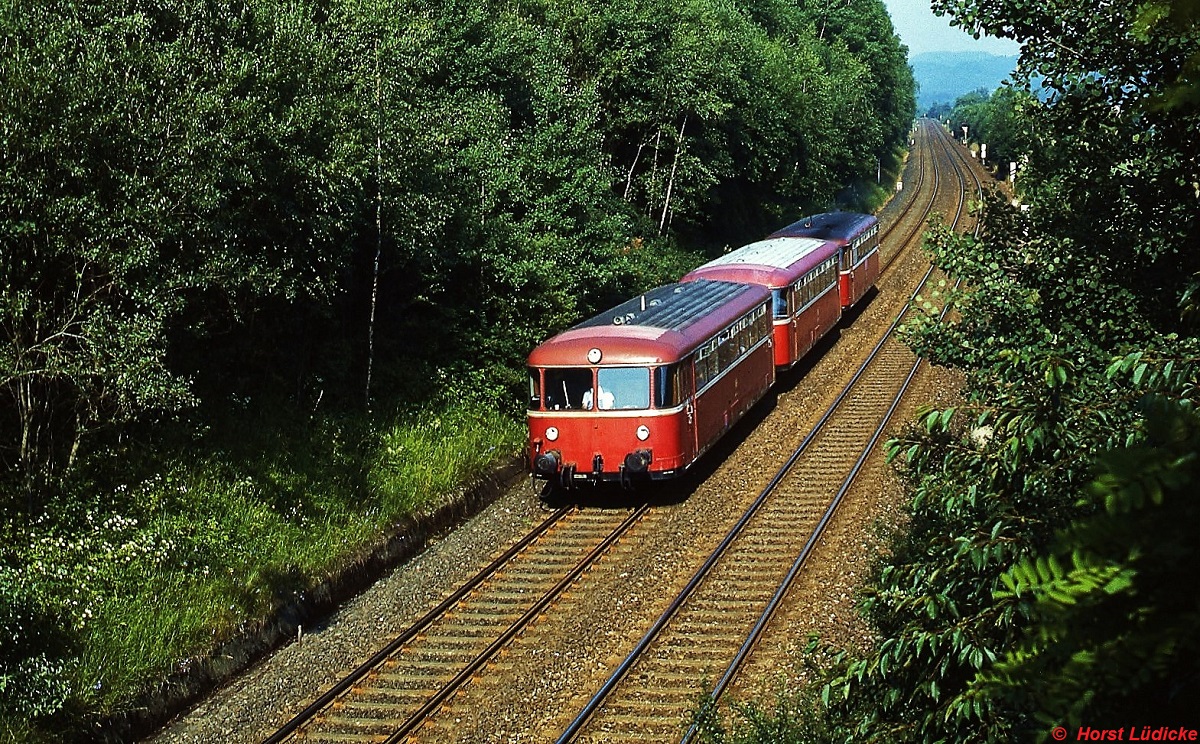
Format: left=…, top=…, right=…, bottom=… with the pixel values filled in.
left=528, top=360, right=689, bottom=488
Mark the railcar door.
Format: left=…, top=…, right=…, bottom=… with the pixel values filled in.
left=682, top=363, right=698, bottom=462
left=786, top=285, right=801, bottom=365
left=685, top=355, right=700, bottom=461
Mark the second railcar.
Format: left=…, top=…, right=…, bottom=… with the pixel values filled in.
left=771, top=212, right=880, bottom=309
left=680, top=237, right=841, bottom=369
left=527, top=279, right=774, bottom=488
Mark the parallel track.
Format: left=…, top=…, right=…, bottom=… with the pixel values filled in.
left=877, top=120, right=937, bottom=272
left=265, top=506, right=651, bottom=743
left=262, top=119, right=981, bottom=744
left=698, top=118, right=987, bottom=721
left=557, top=120, right=981, bottom=743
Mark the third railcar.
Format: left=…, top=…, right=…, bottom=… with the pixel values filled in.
left=680, top=237, right=840, bottom=369
left=771, top=212, right=880, bottom=309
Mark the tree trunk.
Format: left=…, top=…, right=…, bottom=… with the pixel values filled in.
left=659, top=115, right=688, bottom=234
left=365, top=38, right=382, bottom=412
left=624, top=138, right=647, bottom=202
left=648, top=128, right=662, bottom=218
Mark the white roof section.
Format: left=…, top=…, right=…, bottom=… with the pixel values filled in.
left=700, top=237, right=829, bottom=270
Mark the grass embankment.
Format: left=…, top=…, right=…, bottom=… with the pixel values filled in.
left=1, top=402, right=523, bottom=741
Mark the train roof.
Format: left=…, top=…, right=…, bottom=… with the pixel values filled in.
left=769, top=212, right=878, bottom=243
left=680, top=237, right=837, bottom=288
left=527, top=279, right=770, bottom=367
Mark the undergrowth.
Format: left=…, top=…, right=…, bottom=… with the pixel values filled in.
left=1, top=401, right=523, bottom=740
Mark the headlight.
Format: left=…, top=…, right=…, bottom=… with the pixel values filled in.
left=636, top=425, right=650, bottom=441
left=546, top=426, right=559, bottom=441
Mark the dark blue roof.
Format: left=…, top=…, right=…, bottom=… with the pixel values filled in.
left=573, top=279, right=756, bottom=333
left=770, top=212, right=877, bottom=242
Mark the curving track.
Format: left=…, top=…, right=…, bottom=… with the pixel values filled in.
left=556, top=119, right=983, bottom=744
left=258, top=119, right=987, bottom=744
left=714, top=118, right=989, bottom=714
left=694, top=119, right=986, bottom=733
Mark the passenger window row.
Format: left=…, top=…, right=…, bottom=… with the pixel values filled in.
left=695, top=304, right=770, bottom=391
left=793, top=258, right=838, bottom=312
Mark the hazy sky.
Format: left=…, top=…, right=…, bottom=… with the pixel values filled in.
left=884, top=0, right=1021, bottom=57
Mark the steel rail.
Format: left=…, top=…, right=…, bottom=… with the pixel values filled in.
left=676, top=118, right=981, bottom=743
left=558, top=122, right=964, bottom=742
left=382, top=503, right=651, bottom=743
left=262, top=505, right=572, bottom=743
left=877, top=119, right=938, bottom=275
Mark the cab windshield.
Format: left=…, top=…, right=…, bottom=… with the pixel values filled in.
left=595, top=367, right=649, bottom=410
left=537, top=367, right=653, bottom=411
left=543, top=368, right=592, bottom=410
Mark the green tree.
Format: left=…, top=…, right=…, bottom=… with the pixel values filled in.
left=949, top=86, right=1034, bottom=179
left=817, top=0, right=1200, bottom=738
left=821, top=201, right=1143, bottom=740
left=980, top=373, right=1200, bottom=729
left=0, top=1, right=360, bottom=503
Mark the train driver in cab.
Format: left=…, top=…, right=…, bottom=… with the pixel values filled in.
left=582, top=384, right=615, bottom=410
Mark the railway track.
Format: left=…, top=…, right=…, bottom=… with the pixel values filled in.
left=555, top=119, right=980, bottom=744
left=699, top=119, right=987, bottom=719
left=265, top=505, right=656, bottom=743
left=258, top=119, right=982, bottom=744
left=877, top=120, right=936, bottom=270
left=715, top=119, right=987, bottom=709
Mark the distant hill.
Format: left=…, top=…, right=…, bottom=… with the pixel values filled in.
left=911, top=51, right=1018, bottom=112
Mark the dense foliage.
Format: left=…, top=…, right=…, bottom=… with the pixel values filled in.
left=809, top=0, right=1200, bottom=739
left=699, top=0, right=1200, bottom=740
left=1, top=0, right=913, bottom=503
left=0, top=0, right=914, bottom=737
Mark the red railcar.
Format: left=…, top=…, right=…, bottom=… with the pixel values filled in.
left=680, top=237, right=841, bottom=369
left=527, top=279, right=774, bottom=487
left=771, top=212, right=880, bottom=309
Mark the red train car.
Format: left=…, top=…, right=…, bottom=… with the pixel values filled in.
left=680, top=237, right=841, bottom=369
left=771, top=212, right=880, bottom=309
left=527, top=279, right=774, bottom=488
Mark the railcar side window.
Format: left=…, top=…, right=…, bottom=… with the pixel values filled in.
left=755, top=304, right=770, bottom=337
left=528, top=369, right=542, bottom=410
left=718, top=329, right=737, bottom=368
left=772, top=289, right=788, bottom=319
left=544, top=368, right=593, bottom=410
left=597, top=367, right=650, bottom=410
left=694, top=304, right=770, bottom=394
left=695, top=341, right=717, bottom=390
left=794, top=259, right=837, bottom=312
left=655, top=364, right=687, bottom=408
